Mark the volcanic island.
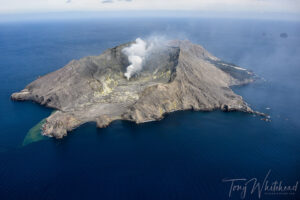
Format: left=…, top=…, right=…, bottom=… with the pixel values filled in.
left=11, top=39, right=266, bottom=139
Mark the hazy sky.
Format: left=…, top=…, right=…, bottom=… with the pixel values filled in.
left=0, top=0, right=299, bottom=14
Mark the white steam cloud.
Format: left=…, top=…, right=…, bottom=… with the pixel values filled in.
left=122, top=36, right=168, bottom=80
left=122, top=38, right=148, bottom=80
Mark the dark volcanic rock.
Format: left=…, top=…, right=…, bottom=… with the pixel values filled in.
left=11, top=40, right=264, bottom=138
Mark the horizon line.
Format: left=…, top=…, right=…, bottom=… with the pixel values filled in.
left=0, top=10, right=299, bottom=23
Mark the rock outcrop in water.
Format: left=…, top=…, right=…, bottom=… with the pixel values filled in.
left=11, top=40, right=265, bottom=138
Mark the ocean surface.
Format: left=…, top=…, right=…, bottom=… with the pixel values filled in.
left=0, top=18, right=300, bottom=200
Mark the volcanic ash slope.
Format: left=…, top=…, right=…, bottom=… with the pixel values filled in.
left=11, top=40, right=264, bottom=138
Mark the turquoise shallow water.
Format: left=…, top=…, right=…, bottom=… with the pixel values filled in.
left=0, top=18, right=300, bottom=199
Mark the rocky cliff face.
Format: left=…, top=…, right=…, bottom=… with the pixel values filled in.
left=11, top=40, right=264, bottom=139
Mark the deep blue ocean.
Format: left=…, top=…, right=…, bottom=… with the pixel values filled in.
left=0, top=18, right=300, bottom=200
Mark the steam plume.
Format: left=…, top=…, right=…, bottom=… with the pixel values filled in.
left=122, top=38, right=148, bottom=80
left=122, top=36, right=168, bottom=80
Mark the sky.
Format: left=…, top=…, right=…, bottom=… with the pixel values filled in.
left=0, top=0, right=299, bottom=20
